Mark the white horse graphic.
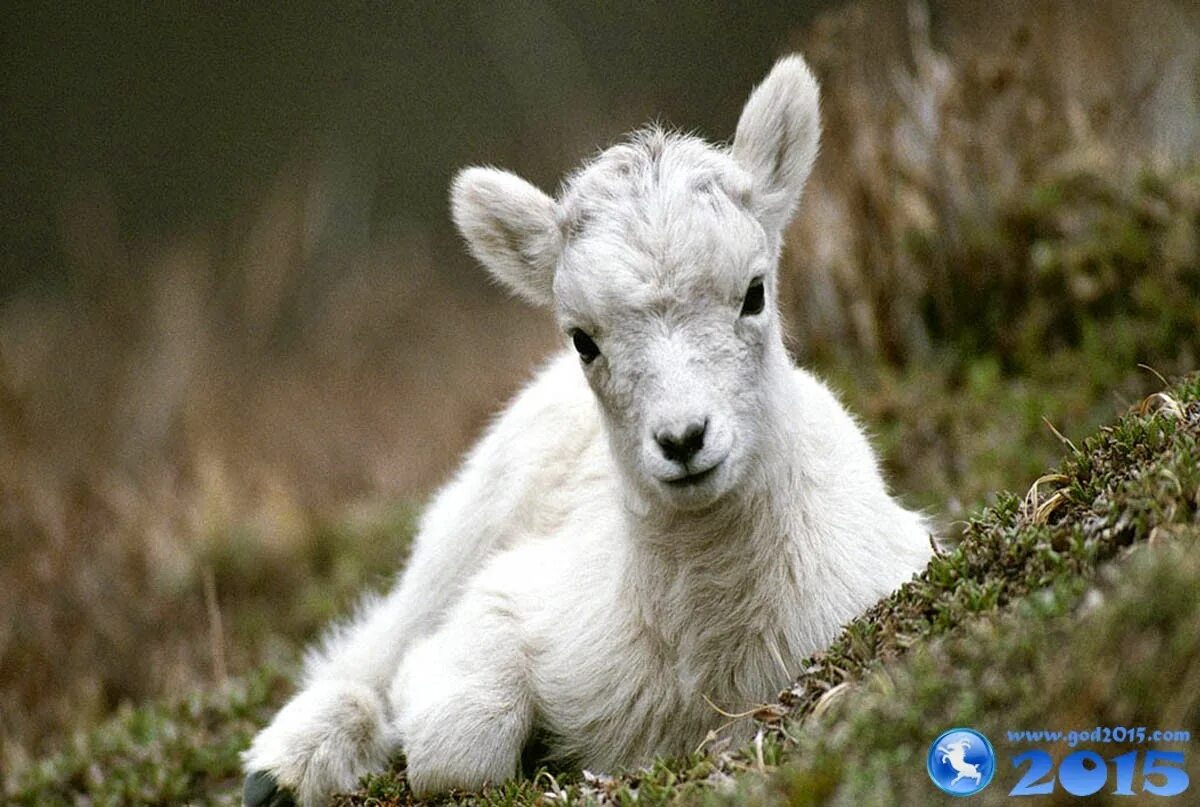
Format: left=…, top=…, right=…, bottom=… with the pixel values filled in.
left=938, top=738, right=983, bottom=787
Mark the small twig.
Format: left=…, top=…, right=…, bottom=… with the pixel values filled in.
left=1033, top=491, right=1071, bottom=525
left=534, top=770, right=566, bottom=800
left=202, top=565, right=228, bottom=687
left=811, top=682, right=852, bottom=720
left=1024, top=473, right=1070, bottom=512
left=700, top=692, right=762, bottom=720
left=1137, top=392, right=1185, bottom=419
left=1023, top=472, right=1073, bottom=525
left=1042, top=417, right=1079, bottom=454
left=694, top=720, right=738, bottom=755
left=1138, top=363, right=1170, bottom=389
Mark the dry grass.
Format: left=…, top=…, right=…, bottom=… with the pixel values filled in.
left=1, top=0, right=1198, bottom=778
left=784, top=0, right=1200, bottom=364
left=0, top=173, right=557, bottom=769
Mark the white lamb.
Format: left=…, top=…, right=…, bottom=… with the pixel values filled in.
left=242, top=54, right=933, bottom=807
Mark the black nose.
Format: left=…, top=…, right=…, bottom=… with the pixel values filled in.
left=656, top=420, right=707, bottom=464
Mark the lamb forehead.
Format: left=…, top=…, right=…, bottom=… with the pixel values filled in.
left=555, top=129, right=765, bottom=310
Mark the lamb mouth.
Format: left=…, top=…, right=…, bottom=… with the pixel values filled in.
left=664, top=463, right=720, bottom=487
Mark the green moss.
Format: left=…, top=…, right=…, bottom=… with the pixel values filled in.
left=5, top=668, right=291, bottom=806
left=754, top=535, right=1200, bottom=806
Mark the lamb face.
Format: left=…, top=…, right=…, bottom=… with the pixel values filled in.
left=452, top=56, right=822, bottom=512
left=552, top=133, right=783, bottom=510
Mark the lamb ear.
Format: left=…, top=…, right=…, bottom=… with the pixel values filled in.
left=451, top=166, right=563, bottom=307
left=731, top=55, right=821, bottom=234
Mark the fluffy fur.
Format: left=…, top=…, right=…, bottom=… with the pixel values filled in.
left=243, top=54, right=932, bottom=805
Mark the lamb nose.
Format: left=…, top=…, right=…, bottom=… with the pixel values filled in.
left=656, top=420, right=707, bottom=464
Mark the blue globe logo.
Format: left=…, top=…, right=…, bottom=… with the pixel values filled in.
left=927, top=728, right=996, bottom=796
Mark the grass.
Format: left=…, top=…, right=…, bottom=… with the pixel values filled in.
left=4, top=669, right=290, bottom=807
left=8, top=374, right=1196, bottom=805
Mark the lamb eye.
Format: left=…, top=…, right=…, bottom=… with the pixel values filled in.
left=571, top=329, right=601, bottom=363
left=740, top=278, right=765, bottom=317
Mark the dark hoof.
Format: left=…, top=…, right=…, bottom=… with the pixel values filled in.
left=244, top=770, right=296, bottom=807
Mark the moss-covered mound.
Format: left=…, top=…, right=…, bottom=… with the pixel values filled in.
left=759, top=515, right=1200, bottom=806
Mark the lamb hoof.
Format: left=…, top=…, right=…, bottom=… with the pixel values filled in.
left=243, top=770, right=295, bottom=807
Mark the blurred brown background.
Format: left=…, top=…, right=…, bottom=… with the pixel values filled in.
left=2, top=0, right=1197, bottom=777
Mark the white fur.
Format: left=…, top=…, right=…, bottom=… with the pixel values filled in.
left=243, top=54, right=932, bottom=805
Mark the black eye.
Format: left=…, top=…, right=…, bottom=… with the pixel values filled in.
left=740, top=278, right=765, bottom=317
left=571, top=329, right=600, bottom=363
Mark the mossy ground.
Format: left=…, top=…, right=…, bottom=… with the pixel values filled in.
left=9, top=375, right=1197, bottom=806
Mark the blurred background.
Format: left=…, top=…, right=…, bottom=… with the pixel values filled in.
left=1, top=0, right=1197, bottom=780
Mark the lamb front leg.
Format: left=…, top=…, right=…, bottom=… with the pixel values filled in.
left=242, top=678, right=396, bottom=807
left=390, top=589, right=535, bottom=797
left=241, top=582, right=425, bottom=806
left=242, top=441, right=528, bottom=806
